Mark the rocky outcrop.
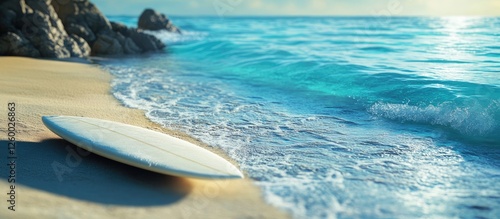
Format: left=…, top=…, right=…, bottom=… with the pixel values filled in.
left=51, top=0, right=110, bottom=45
left=0, top=0, right=167, bottom=58
left=0, top=32, right=41, bottom=57
left=0, top=0, right=88, bottom=58
left=52, top=0, right=165, bottom=56
left=138, top=9, right=181, bottom=33
left=111, top=22, right=164, bottom=52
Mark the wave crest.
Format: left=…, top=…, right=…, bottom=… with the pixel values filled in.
left=368, top=102, right=499, bottom=138
left=144, top=30, right=208, bottom=45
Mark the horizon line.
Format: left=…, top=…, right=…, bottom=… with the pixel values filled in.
left=106, top=14, right=500, bottom=18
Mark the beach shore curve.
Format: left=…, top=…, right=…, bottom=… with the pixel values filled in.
left=0, top=57, right=290, bottom=219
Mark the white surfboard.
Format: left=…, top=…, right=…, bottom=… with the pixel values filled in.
left=42, top=116, right=243, bottom=179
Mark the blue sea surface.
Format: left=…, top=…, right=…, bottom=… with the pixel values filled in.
left=102, top=16, right=500, bottom=218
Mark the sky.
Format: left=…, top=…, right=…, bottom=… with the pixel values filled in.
left=92, top=0, right=500, bottom=17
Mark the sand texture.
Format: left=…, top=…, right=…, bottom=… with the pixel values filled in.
left=0, top=57, right=289, bottom=219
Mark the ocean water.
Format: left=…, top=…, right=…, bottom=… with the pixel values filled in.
left=101, top=16, right=500, bottom=218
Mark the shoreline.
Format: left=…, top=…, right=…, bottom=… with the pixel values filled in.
left=0, top=57, right=289, bottom=218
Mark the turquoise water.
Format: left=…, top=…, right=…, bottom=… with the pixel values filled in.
left=102, top=16, right=500, bottom=218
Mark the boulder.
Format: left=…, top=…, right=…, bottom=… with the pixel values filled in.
left=51, top=0, right=112, bottom=44
left=138, top=8, right=181, bottom=33
left=65, top=23, right=96, bottom=44
left=70, top=34, right=91, bottom=57
left=129, top=31, right=160, bottom=51
left=0, top=32, right=41, bottom=57
left=0, top=7, right=18, bottom=32
left=110, top=21, right=165, bottom=54
left=123, top=37, right=141, bottom=54
left=92, top=34, right=123, bottom=55
left=52, top=0, right=165, bottom=56
left=0, top=0, right=167, bottom=58
left=0, top=0, right=86, bottom=58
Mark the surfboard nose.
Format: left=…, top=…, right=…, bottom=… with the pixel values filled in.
left=42, top=115, right=56, bottom=129
left=227, top=167, right=244, bottom=179
left=236, top=170, right=244, bottom=179
left=42, top=115, right=57, bottom=124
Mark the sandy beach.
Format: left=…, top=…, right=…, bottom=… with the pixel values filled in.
left=0, top=57, right=289, bottom=219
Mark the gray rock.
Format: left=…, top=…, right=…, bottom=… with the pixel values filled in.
left=21, top=11, right=70, bottom=58
left=129, top=31, right=158, bottom=51
left=123, top=37, right=141, bottom=54
left=0, top=0, right=86, bottom=58
left=70, top=34, right=91, bottom=57
left=138, top=8, right=181, bottom=33
left=0, top=8, right=18, bottom=32
left=110, top=21, right=129, bottom=35
left=0, top=0, right=168, bottom=58
left=115, top=32, right=126, bottom=46
left=110, top=21, right=165, bottom=53
left=53, top=0, right=166, bottom=56
left=51, top=0, right=112, bottom=44
left=0, top=32, right=41, bottom=57
left=66, top=23, right=96, bottom=43
left=92, top=34, right=123, bottom=55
